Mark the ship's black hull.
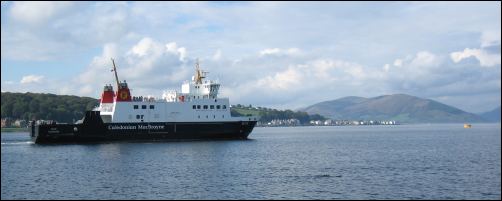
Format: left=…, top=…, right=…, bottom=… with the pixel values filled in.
left=31, top=111, right=257, bottom=144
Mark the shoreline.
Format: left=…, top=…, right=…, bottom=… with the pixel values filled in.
left=1, top=128, right=29, bottom=132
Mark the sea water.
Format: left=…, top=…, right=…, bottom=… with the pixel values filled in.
left=1, top=124, right=500, bottom=199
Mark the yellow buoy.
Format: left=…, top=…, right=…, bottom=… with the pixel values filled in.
left=464, top=124, right=472, bottom=128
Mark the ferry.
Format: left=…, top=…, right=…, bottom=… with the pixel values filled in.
left=30, top=59, right=259, bottom=144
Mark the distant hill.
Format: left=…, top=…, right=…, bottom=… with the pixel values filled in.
left=479, top=106, right=501, bottom=122
left=301, top=94, right=486, bottom=123
left=1, top=92, right=99, bottom=123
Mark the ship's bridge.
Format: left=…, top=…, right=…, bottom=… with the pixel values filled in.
left=181, top=79, right=220, bottom=99
left=163, top=60, right=220, bottom=102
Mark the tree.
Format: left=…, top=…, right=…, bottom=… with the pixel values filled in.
left=12, top=102, right=26, bottom=118
left=29, top=99, right=39, bottom=113
left=1, top=92, right=99, bottom=122
left=1, top=104, right=12, bottom=118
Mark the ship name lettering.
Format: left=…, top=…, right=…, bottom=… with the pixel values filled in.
left=138, top=125, right=165, bottom=130
left=108, top=125, right=137, bottom=130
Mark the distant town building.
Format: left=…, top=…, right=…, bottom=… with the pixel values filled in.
left=1, top=118, right=13, bottom=128
left=1, top=118, right=30, bottom=128
left=13, top=120, right=27, bottom=128
left=256, top=118, right=399, bottom=127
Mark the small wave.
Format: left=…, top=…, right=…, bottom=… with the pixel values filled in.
left=314, top=174, right=332, bottom=178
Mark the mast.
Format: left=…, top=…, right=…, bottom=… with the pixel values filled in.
left=111, top=58, right=120, bottom=89
left=194, top=59, right=206, bottom=84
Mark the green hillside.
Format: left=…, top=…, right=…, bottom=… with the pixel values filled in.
left=1, top=92, right=99, bottom=123
left=230, top=105, right=326, bottom=124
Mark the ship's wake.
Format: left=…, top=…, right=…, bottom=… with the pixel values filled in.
left=1, top=141, right=34, bottom=145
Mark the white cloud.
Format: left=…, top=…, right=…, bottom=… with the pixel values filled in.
left=450, top=48, right=501, bottom=67
left=286, top=48, right=301, bottom=55
left=259, top=48, right=281, bottom=56
left=220, top=56, right=383, bottom=109
left=257, top=67, right=303, bottom=90
left=259, top=48, right=301, bottom=57
left=383, top=64, right=390, bottom=72
left=78, top=43, right=118, bottom=85
left=64, top=38, right=499, bottom=111
left=212, top=49, right=222, bottom=60
left=20, top=75, right=44, bottom=84
left=410, top=51, right=440, bottom=68
left=130, top=37, right=156, bottom=57
left=74, top=38, right=192, bottom=97
left=381, top=48, right=500, bottom=112
left=10, top=2, right=75, bottom=25
left=89, top=3, right=129, bottom=43
left=165, top=42, right=187, bottom=61
left=481, top=30, right=501, bottom=48
left=2, top=2, right=130, bottom=61
left=2, top=2, right=500, bottom=112
left=393, top=59, right=402, bottom=67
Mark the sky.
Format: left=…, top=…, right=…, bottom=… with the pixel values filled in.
left=1, top=1, right=501, bottom=113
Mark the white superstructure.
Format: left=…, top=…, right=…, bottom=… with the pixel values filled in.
left=96, top=59, right=258, bottom=123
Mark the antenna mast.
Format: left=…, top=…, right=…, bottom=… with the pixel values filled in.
left=195, top=59, right=202, bottom=84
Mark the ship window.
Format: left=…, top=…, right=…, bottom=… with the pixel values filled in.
left=216, top=105, right=221, bottom=109
left=223, top=105, right=227, bottom=109
left=136, top=115, right=140, bottom=119
left=206, top=115, right=208, bottom=118
left=213, top=115, right=215, bottom=119
left=210, top=105, right=214, bottom=109
left=214, top=99, right=217, bottom=102
left=222, top=115, right=224, bottom=118
left=203, top=105, right=208, bottom=109
left=142, top=105, right=147, bottom=109
left=134, top=105, right=138, bottom=109
left=198, top=115, right=200, bottom=118
left=197, top=105, right=201, bottom=109
left=141, top=115, right=144, bottom=119
left=193, top=105, right=196, bottom=109
left=150, top=105, right=154, bottom=109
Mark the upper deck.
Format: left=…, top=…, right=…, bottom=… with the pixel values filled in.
left=96, top=59, right=259, bottom=123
